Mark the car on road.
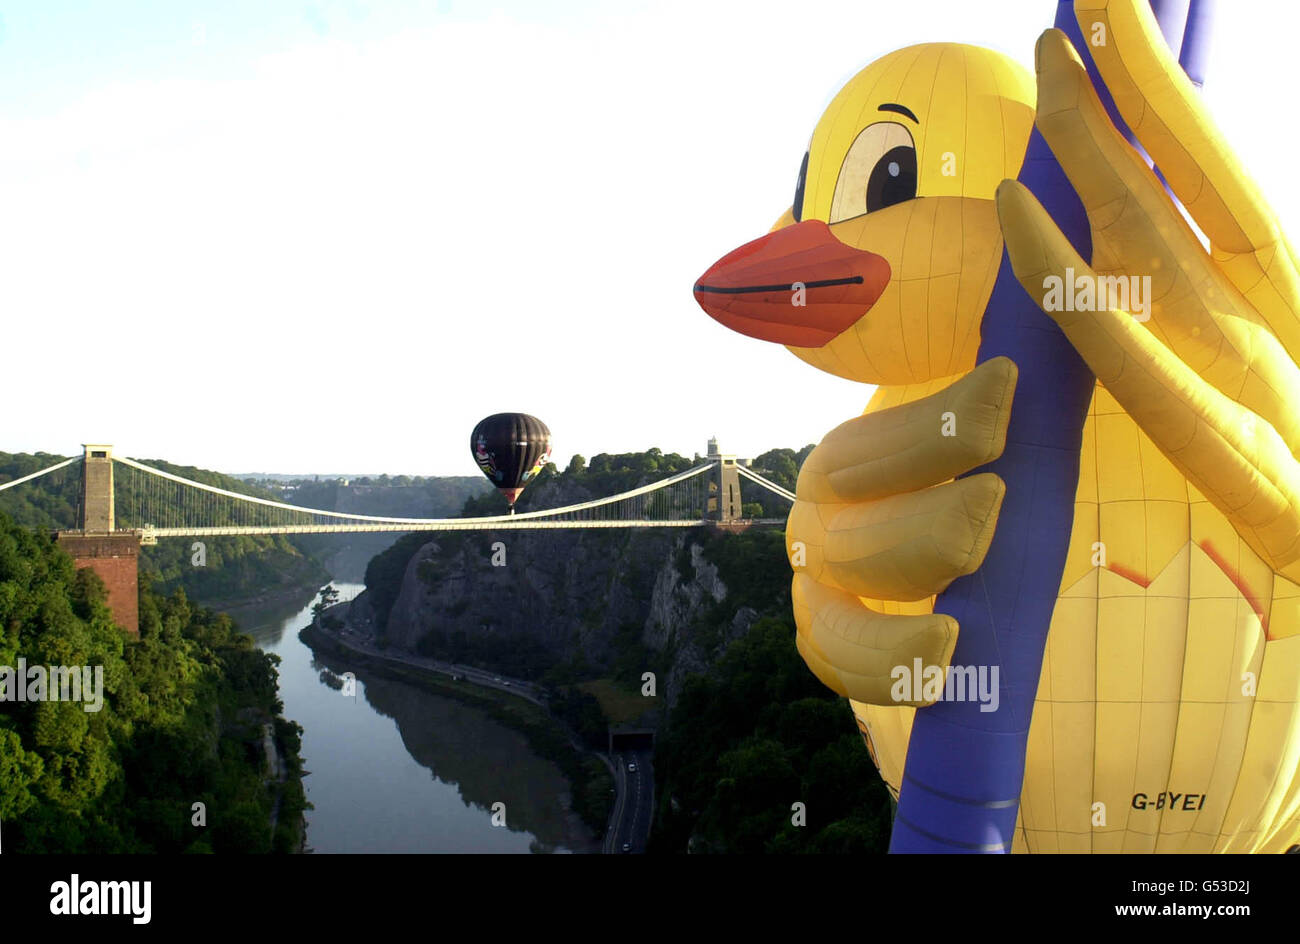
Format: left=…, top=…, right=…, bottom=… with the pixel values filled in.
left=627, top=762, right=637, bottom=772
left=621, top=842, right=632, bottom=853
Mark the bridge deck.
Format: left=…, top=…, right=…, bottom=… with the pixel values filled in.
left=145, top=518, right=787, bottom=537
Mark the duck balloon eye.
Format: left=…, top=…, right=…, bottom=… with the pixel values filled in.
left=828, top=121, right=917, bottom=223
left=866, top=145, right=917, bottom=212
left=792, top=150, right=809, bottom=223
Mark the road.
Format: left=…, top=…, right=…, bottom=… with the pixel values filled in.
left=604, top=748, right=654, bottom=854
left=330, top=621, right=547, bottom=706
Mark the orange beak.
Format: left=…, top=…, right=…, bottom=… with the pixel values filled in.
left=693, top=220, right=891, bottom=348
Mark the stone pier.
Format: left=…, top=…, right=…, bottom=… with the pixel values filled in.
left=55, top=444, right=140, bottom=636
left=55, top=532, right=140, bottom=635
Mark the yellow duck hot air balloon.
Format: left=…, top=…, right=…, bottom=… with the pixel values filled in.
left=694, top=0, right=1300, bottom=852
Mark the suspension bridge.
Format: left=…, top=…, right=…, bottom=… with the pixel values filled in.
left=0, top=440, right=795, bottom=633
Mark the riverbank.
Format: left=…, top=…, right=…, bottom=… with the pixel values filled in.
left=299, top=619, right=613, bottom=849
left=209, top=577, right=326, bottom=626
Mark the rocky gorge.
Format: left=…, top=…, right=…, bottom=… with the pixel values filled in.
left=342, top=453, right=797, bottom=715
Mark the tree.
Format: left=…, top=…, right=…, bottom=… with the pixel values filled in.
left=752, top=449, right=799, bottom=491
left=0, top=729, right=44, bottom=819
left=566, top=454, right=586, bottom=474
left=312, top=584, right=341, bottom=625
left=0, top=511, right=306, bottom=853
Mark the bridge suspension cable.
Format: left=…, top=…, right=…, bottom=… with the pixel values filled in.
left=734, top=463, right=796, bottom=503
left=0, top=455, right=81, bottom=493
left=113, top=456, right=722, bottom=536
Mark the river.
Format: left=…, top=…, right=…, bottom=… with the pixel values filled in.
left=232, top=581, right=596, bottom=853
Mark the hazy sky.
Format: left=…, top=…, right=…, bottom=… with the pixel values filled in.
left=4, top=1, right=1297, bottom=475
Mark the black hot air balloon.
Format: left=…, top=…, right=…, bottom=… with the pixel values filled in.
left=470, top=413, right=553, bottom=510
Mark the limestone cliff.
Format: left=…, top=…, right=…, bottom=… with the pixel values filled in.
left=363, top=524, right=774, bottom=712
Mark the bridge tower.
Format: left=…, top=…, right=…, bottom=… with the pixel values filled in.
left=706, top=437, right=743, bottom=524
left=79, top=443, right=115, bottom=530
left=54, top=444, right=140, bottom=636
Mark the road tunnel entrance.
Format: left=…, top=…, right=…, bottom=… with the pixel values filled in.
left=609, top=728, right=655, bottom=752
